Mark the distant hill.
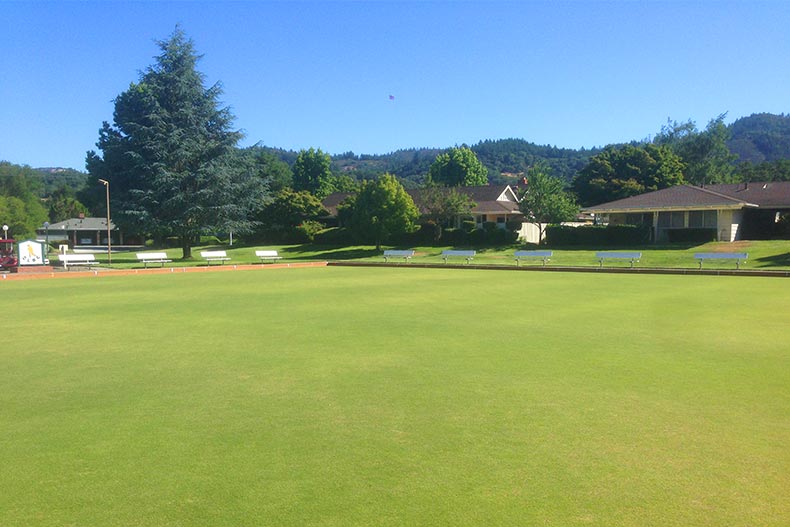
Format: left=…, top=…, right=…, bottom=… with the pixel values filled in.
left=32, top=167, right=89, bottom=196
left=728, top=113, right=790, bottom=163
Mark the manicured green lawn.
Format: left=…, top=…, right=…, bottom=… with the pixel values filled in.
left=92, top=239, right=790, bottom=270
left=2, top=267, right=788, bottom=526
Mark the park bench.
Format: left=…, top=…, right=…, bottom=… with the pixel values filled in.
left=58, top=253, right=99, bottom=270
left=694, top=252, right=748, bottom=269
left=514, top=250, right=552, bottom=266
left=200, top=250, right=231, bottom=265
left=596, top=251, right=641, bottom=268
left=255, top=250, right=283, bottom=263
left=383, top=249, right=415, bottom=263
left=136, top=252, right=172, bottom=268
left=441, top=250, right=476, bottom=264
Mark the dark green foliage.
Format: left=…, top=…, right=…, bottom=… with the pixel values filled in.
left=293, top=148, right=334, bottom=198
left=419, top=184, right=476, bottom=241
left=520, top=163, right=579, bottom=244
left=736, top=159, right=790, bottom=182
left=86, top=28, right=266, bottom=258
left=48, top=186, right=89, bottom=223
left=666, top=228, right=717, bottom=243
left=256, top=189, right=327, bottom=242
left=313, top=226, right=355, bottom=245
left=427, top=146, right=488, bottom=186
left=237, top=146, right=293, bottom=192
left=0, top=162, right=49, bottom=238
left=347, top=173, right=419, bottom=250
left=654, top=114, right=738, bottom=185
left=728, top=113, right=790, bottom=163
left=573, top=144, right=686, bottom=206
left=545, top=224, right=652, bottom=246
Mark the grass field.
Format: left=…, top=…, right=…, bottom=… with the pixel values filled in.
left=98, top=239, right=790, bottom=270
left=2, top=267, right=788, bottom=526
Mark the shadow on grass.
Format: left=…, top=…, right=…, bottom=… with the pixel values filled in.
left=754, top=252, right=790, bottom=268
left=284, top=245, right=381, bottom=261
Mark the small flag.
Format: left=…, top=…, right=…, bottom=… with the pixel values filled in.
left=389, top=95, right=395, bottom=100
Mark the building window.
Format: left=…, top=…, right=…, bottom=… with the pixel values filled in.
left=671, top=211, right=685, bottom=228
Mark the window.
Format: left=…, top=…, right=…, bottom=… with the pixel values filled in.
left=704, top=210, right=717, bottom=228
left=689, top=211, right=704, bottom=228
left=671, top=211, right=685, bottom=228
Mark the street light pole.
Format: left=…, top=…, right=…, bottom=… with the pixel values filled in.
left=43, top=221, right=49, bottom=262
left=98, top=179, right=112, bottom=265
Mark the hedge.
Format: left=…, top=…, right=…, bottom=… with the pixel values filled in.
left=545, top=224, right=651, bottom=246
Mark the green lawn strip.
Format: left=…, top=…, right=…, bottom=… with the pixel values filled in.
left=1, top=268, right=788, bottom=526
left=48, top=240, right=790, bottom=270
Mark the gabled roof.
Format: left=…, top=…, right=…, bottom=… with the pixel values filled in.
left=584, top=185, right=758, bottom=213
left=322, top=185, right=522, bottom=217
left=46, top=217, right=116, bottom=231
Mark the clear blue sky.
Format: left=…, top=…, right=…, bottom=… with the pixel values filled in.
left=1, top=0, right=788, bottom=171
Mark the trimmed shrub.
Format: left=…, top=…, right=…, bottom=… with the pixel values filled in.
left=293, top=221, right=325, bottom=243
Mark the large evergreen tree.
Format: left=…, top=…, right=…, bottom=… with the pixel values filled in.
left=86, top=28, right=266, bottom=258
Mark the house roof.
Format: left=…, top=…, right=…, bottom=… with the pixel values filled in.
left=703, top=182, right=790, bottom=208
left=45, top=217, right=116, bottom=231
left=583, top=184, right=759, bottom=213
left=322, top=185, right=522, bottom=217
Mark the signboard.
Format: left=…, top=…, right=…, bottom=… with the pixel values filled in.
left=18, top=240, right=45, bottom=266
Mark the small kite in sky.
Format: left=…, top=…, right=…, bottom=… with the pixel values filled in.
left=389, top=95, right=395, bottom=101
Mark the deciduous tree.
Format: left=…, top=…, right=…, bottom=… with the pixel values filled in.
left=519, top=164, right=579, bottom=244
left=293, top=147, right=334, bottom=198
left=428, top=146, right=488, bottom=186
left=348, top=173, right=419, bottom=250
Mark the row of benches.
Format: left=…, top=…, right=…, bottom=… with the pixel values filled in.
left=384, top=250, right=749, bottom=269
left=57, top=250, right=282, bottom=270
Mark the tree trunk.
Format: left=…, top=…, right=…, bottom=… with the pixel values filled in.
left=181, top=236, right=192, bottom=259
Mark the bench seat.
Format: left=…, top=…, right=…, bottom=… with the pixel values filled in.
left=694, top=252, right=748, bottom=269
left=514, top=250, right=552, bottom=266
left=200, top=250, right=230, bottom=265
left=442, top=250, right=475, bottom=264
left=255, top=250, right=282, bottom=263
left=136, top=252, right=172, bottom=268
left=58, top=254, right=99, bottom=270
left=596, top=251, right=641, bottom=268
left=383, top=249, right=415, bottom=263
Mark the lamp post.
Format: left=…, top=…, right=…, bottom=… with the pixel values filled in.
left=2, top=224, right=7, bottom=239
left=43, top=221, right=50, bottom=262
left=98, top=179, right=112, bottom=264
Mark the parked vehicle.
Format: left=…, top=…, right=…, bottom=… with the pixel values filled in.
left=0, top=239, right=18, bottom=273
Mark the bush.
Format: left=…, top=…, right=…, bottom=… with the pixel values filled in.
left=546, top=224, right=651, bottom=246
left=293, top=221, right=325, bottom=243
left=666, top=228, right=717, bottom=243
left=505, top=220, right=523, bottom=232
left=313, top=227, right=355, bottom=245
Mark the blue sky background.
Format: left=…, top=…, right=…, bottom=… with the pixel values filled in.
left=1, top=0, right=788, bottom=170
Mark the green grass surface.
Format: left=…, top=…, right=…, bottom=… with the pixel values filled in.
left=80, top=239, right=790, bottom=270
left=2, top=267, right=788, bottom=526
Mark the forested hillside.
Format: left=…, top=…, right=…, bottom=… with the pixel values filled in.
left=728, top=113, right=790, bottom=163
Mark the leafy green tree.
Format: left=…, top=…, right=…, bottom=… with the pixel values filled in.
left=736, top=159, right=790, bottom=182
left=428, top=146, right=488, bottom=186
left=348, top=173, right=419, bottom=250
left=519, top=164, right=579, bottom=245
left=573, top=144, right=686, bottom=206
left=257, top=188, right=327, bottom=241
left=420, top=184, right=476, bottom=241
left=85, top=28, right=266, bottom=258
left=0, top=162, right=49, bottom=238
left=654, top=114, right=738, bottom=185
left=48, top=186, right=89, bottom=223
left=238, top=147, right=293, bottom=193
left=293, top=147, right=334, bottom=198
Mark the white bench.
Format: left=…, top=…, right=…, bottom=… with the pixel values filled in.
left=383, top=249, right=415, bottom=263
left=514, top=250, right=552, bottom=266
left=59, top=254, right=99, bottom=270
left=136, top=252, right=172, bottom=268
left=596, top=251, right=641, bottom=268
left=255, top=250, right=282, bottom=263
left=200, top=250, right=231, bottom=265
left=695, top=252, right=748, bottom=269
left=441, top=250, right=475, bottom=264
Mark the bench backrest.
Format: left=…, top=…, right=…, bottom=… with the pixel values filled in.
left=442, top=250, right=476, bottom=257
left=255, top=250, right=279, bottom=257
left=384, top=250, right=415, bottom=257
left=200, top=251, right=228, bottom=258
left=514, top=250, right=552, bottom=257
left=58, top=254, right=96, bottom=262
left=137, top=252, right=168, bottom=260
left=596, top=251, right=642, bottom=259
left=694, top=252, right=748, bottom=260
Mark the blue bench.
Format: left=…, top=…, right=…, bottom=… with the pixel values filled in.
left=596, top=251, right=641, bottom=268
left=441, top=250, right=475, bottom=264
left=695, top=252, right=748, bottom=269
left=514, top=250, right=552, bottom=266
left=383, top=249, right=415, bottom=263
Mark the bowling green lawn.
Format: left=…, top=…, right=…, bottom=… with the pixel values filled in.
left=1, top=266, right=788, bottom=526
